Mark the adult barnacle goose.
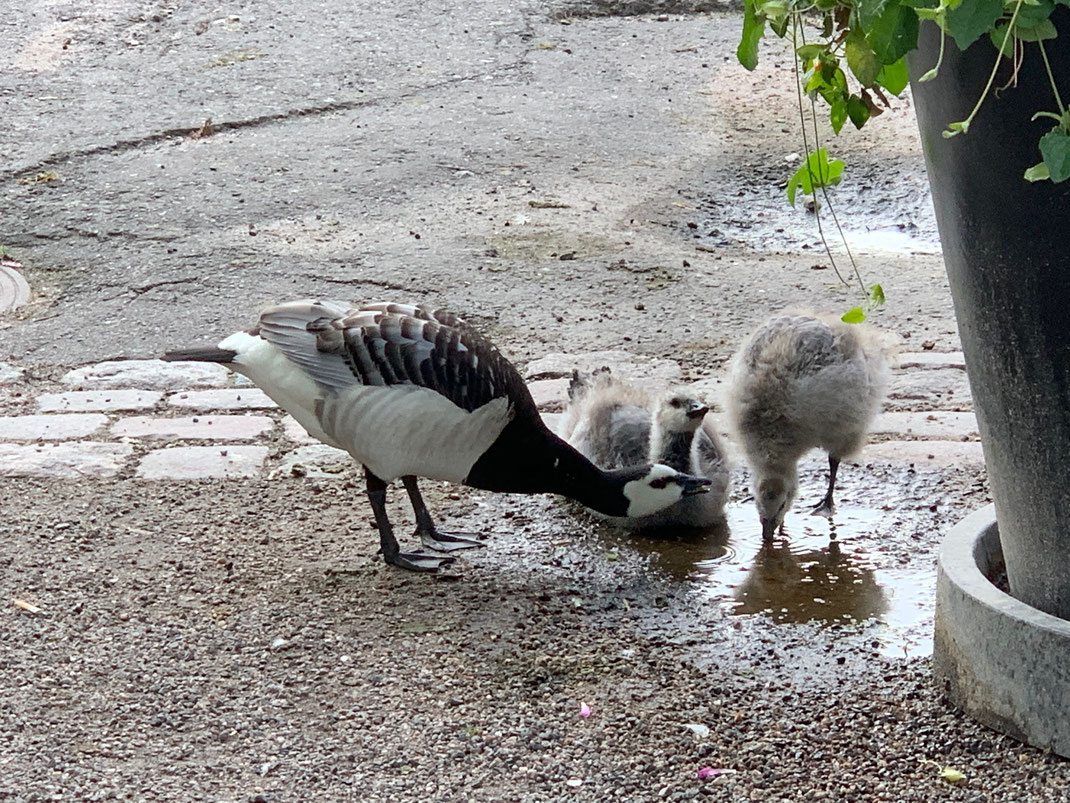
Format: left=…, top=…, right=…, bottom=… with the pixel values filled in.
left=727, top=312, right=890, bottom=540
left=164, top=300, right=710, bottom=571
left=559, top=369, right=730, bottom=528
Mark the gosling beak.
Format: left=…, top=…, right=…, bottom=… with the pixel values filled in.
left=761, top=517, right=777, bottom=541
left=678, top=475, right=711, bottom=497
left=686, top=402, right=709, bottom=420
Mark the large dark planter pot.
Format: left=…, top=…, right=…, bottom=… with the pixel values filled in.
left=907, top=13, right=1070, bottom=619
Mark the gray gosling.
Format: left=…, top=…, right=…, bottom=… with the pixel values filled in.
left=560, top=369, right=731, bottom=528
left=727, top=312, right=890, bottom=540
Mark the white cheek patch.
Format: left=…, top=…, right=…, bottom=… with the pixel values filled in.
left=623, top=467, right=685, bottom=517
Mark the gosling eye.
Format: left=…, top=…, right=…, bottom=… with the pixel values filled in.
left=649, top=477, right=670, bottom=489
left=668, top=397, right=683, bottom=408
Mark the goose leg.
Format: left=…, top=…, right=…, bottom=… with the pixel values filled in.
left=811, top=455, right=839, bottom=517
left=402, top=476, right=484, bottom=552
left=365, top=468, right=456, bottom=572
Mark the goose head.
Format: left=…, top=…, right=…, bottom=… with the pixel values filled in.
left=754, top=469, right=798, bottom=540
left=616, top=463, right=711, bottom=517
left=655, top=392, right=709, bottom=435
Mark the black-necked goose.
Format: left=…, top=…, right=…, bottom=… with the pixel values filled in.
left=163, top=300, right=710, bottom=571
left=559, top=369, right=730, bottom=528
left=726, top=312, right=890, bottom=540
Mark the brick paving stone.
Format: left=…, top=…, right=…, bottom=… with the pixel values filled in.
left=0, top=414, right=109, bottom=441
left=897, top=351, right=966, bottom=370
left=887, top=368, right=973, bottom=409
left=0, top=362, right=23, bottom=384
left=871, top=411, right=978, bottom=439
left=274, top=445, right=352, bottom=478
left=112, top=415, right=273, bottom=440
left=863, top=440, right=986, bottom=468
left=0, top=442, right=133, bottom=478
left=37, top=390, right=163, bottom=413
left=527, top=378, right=570, bottom=412
left=524, top=350, right=682, bottom=390
left=61, top=359, right=230, bottom=390
left=167, top=388, right=276, bottom=411
left=136, top=445, right=269, bottom=479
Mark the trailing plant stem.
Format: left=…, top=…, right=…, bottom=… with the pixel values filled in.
left=950, top=0, right=1025, bottom=135
left=1038, top=40, right=1066, bottom=118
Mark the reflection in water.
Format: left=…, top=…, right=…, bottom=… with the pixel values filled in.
left=732, top=540, right=888, bottom=624
left=596, top=492, right=935, bottom=657
left=609, top=519, right=733, bottom=581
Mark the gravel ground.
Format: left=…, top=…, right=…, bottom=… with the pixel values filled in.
left=4, top=466, right=1068, bottom=802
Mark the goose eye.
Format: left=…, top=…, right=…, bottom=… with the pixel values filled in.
left=649, top=477, right=670, bottom=489
left=669, top=398, right=683, bottom=408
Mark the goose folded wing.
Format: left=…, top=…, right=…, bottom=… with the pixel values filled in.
left=259, top=300, right=532, bottom=415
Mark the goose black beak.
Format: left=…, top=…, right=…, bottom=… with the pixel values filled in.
left=686, top=403, right=710, bottom=421
left=761, top=517, right=777, bottom=541
left=679, top=475, right=711, bottom=497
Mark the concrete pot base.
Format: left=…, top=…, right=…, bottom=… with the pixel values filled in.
left=935, top=505, right=1070, bottom=757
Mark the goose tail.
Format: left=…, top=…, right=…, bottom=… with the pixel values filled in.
left=161, top=347, right=238, bottom=363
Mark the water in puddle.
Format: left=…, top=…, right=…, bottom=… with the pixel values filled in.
left=611, top=501, right=934, bottom=658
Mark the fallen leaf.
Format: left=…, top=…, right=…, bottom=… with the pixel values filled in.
left=528, top=200, right=570, bottom=209
left=922, top=759, right=966, bottom=784
left=14, top=598, right=42, bottom=614
left=682, top=723, right=710, bottom=739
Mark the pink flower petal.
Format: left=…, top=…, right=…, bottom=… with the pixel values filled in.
left=697, top=767, right=735, bottom=780
left=579, top=702, right=592, bottom=718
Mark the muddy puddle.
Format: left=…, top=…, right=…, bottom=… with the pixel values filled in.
left=682, top=156, right=941, bottom=257
left=599, top=491, right=935, bottom=659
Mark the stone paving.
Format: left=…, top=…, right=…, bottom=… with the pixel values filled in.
left=0, top=352, right=981, bottom=480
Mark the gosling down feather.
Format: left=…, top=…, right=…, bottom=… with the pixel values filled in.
left=559, top=369, right=731, bottom=528
left=727, top=312, right=889, bottom=540
left=163, top=300, right=710, bottom=571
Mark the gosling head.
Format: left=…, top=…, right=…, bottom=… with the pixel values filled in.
left=755, top=471, right=798, bottom=540
left=655, top=392, right=710, bottom=434
left=619, top=463, right=711, bottom=518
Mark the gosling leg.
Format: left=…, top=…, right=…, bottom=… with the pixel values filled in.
left=811, top=455, right=839, bottom=518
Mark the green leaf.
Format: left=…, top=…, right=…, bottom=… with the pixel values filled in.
left=737, top=0, right=766, bottom=70
left=1039, top=129, right=1070, bottom=182
left=787, top=171, right=803, bottom=207
left=869, top=284, right=886, bottom=306
left=877, top=58, right=910, bottom=94
left=943, top=120, right=969, bottom=137
left=858, top=0, right=891, bottom=29
left=989, top=22, right=1015, bottom=56
left=847, top=29, right=882, bottom=85
left=1013, top=18, right=1058, bottom=40
left=796, top=44, right=826, bottom=60
left=847, top=94, right=871, bottom=128
left=1024, top=161, right=1051, bottom=181
left=830, top=97, right=848, bottom=133
left=842, top=308, right=867, bottom=323
left=867, top=1, right=921, bottom=63
left=786, top=149, right=845, bottom=206
left=1016, top=0, right=1056, bottom=24
left=946, top=0, right=1003, bottom=49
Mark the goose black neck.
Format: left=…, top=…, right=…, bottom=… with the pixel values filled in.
left=655, top=430, right=694, bottom=473
left=465, top=418, right=631, bottom=517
